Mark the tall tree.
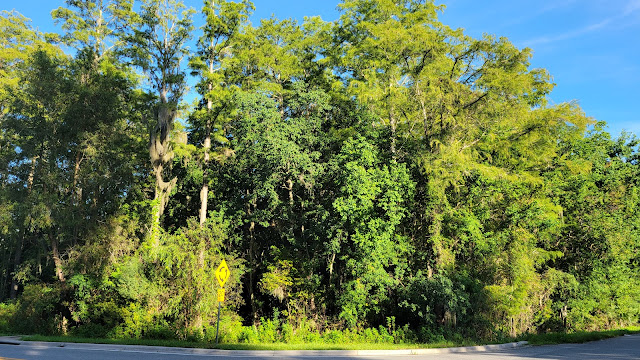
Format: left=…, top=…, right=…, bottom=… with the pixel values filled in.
left=51, top=0, right=141, bottom=252
left=52, top=0, right=133, bottom=61
left=211, top=16, right=339, bottom=323
left=190, top=0, right=253, bottom=226
left=180, top=0, right=253, bottom=331
left=334, top=0, right=446, bottom=158
left=0, top=11, right=60, bottom=116
left=121, top=0, right=194, bottom=242
left=0, top=11, right=63, bottom=300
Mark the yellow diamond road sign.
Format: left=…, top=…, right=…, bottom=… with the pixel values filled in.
left=216, top=259, right=230, bottom=287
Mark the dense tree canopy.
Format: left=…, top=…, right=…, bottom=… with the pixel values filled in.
left=0, top=0, right=638, bottom=342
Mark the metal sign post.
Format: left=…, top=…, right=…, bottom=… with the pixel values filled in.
left=214, top=260, right=230, bottom=345
left=215, top=300, right=221, bottom=344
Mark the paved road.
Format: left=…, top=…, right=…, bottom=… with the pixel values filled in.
left=0, top=334, right=638, bottom=360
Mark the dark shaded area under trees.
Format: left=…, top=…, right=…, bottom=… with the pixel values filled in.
left=0, top=0, right=638, bottom=343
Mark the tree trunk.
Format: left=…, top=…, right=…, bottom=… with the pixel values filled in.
left=72, top=151, right=83, bottom=246
left=191, top=238, right=206, bottom=332
left=246, top=190, right=258, bottom=324
left=249, top=219, right=257, bottom=324
left=416, top=85, right=430, bottom=139
left=9, top=236, right=23, bottom=300
left=194, top=122, right=209, bottom=332
left=199, top=181, right=209, bottom=226
left=149, top=103, right=178, bottom=246
left=10, top=155, right=38, bottom=299
left=194, top=3, right=217, bottom=331
left=286, top=178, right=293, bottom=205
left=388, top=95, right=397, bottom=156
left=50, top=233, right=65, bottom=283
left=0, top=246, right=10, bottom=301
left=199, top=62, right=213, bottom=227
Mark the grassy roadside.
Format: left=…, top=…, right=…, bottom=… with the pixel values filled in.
left=19, top=327, right=640, bottom=350
left=19, top=335, right=481, bottom=350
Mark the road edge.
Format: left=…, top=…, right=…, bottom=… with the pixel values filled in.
left=0, top=336, right=21, bottom=345
left=0, top=337, right=529, bottom=356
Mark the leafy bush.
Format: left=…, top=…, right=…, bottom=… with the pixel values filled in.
left=0, top=302, right=17, bottom=334
left=146, top=324, right=175, bottom=340
left=238, top=326, right=259, bottom=343
left=203, top=313, right=245, bottom=343
left=226, top=316, right=417, bottom=345
left=399, top=273, right=472, bottom=330
left=12, top=284, right=65, bottom=335
left=324, top=329, right=343, bottom=344
left=71, top=323, right=110, bottom=338
left=110, top=303, right=156, bottom=339
left=256, top=317, right=280, bottom=343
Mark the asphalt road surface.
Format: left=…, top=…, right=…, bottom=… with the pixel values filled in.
left=0, top=334, right=639, bottom=360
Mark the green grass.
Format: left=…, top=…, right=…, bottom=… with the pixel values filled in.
left=523, top=327, right=640, bottom=345
left=20, top=327, right=640, bottom=350
left=214, top=341, right=478, bottom=350
left=21, top=336, right=208, bottom=348
left=20, top=335, right=480, bottom=350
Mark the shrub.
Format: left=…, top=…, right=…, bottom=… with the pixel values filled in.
left=71, top=323, right=109, bottom=338
left=204, top=314, right=244, bottom=343
left=110, top=303, right=155, bottom=339
left=323, top=329, right=343, bottom=344
left=0, top=302, right=17, bottom=334
left=238, top=326, right=258, bottom=343
left=257, top=318, right=279, bottom=343
left=12, top=284, right=65, bottom=335
left=146, top=323, right=175, bottom=340
left=303, top=331, right=321, bottom=343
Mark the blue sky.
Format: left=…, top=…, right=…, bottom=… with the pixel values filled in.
left=6, top=0, right=640, bottom=137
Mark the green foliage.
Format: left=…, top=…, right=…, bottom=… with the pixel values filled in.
left=12, top=284, right=65, bottom=335
left=218, top=316, right=410, bottom=345
left=331, top=135, right=415, bottom=326
left=111, top=303, right=161, bottom=339
left=204, top=313, right=244, bottom=343
left=51, top=0, right=133, bottom=57
left=0, top=302, right=17, bottom=334
left=0, top=10, right=62, bottom=112
left=260, top=260, right=294, bottom=302
left=1, top=0, right=638, bottom=344
left=400, top=273, right=471, bottom=329
left=152, top=215, right=245, bottom=331
left=568, top=264, right=640, bottom=331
